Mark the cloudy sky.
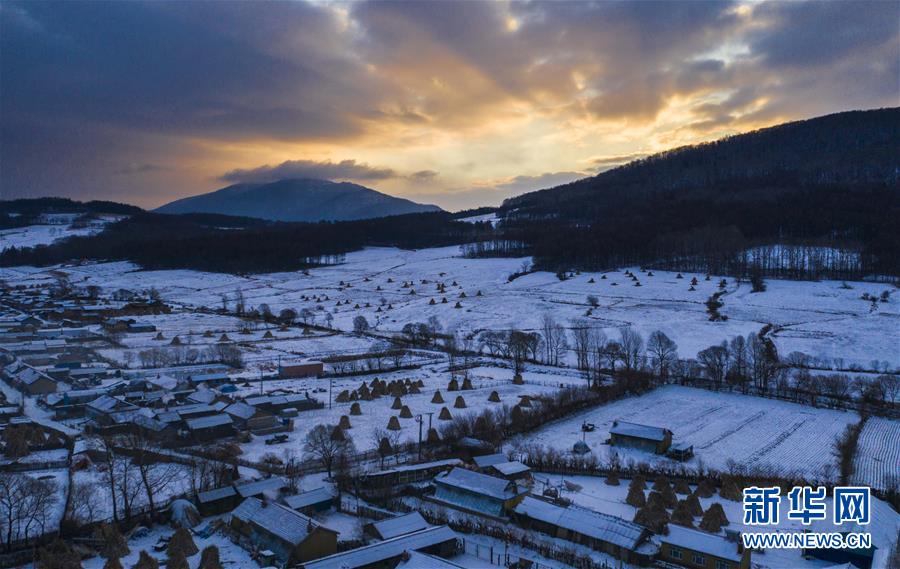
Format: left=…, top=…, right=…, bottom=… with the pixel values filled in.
left=1, top=1, right=897, bottom=210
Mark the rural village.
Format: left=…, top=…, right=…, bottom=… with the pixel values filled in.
left=0, top=215, right=897, bottom=569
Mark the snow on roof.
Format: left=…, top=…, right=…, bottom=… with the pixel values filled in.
left=284, top=486, right=335, bottom=510
left=198, top=485, right=237, bottom=503
left=396, top=551, right=466, bottom=569
left=610, top=420, right=669, bottom=441
left=514, top=496, right=646, bottom=550
left=232, top=497, right=333, bottom=546
left=301, top=526, right=458, bottom=569
left=491, top=461, right=530, bottom=476
left=87, top=395, right=136, bottom=413
left=235, top=476, right=286, bottom=498
left=435, top=468, right=520, bottom=501
left=224, top=402, right=257, bottom=420
left=185, top=414, right=232, bottom=430
left=365, top=458, right=462, bottom=477
left=473, top=453, right=507, bottom=468
left=661, top=525, right=742, bottom=562
left=188, top=389, right=217, bottom=404
left=371, top=512, right=430, bottom=540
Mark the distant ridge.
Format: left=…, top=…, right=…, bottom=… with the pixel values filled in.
left=156, top=178, right=442, bottom=222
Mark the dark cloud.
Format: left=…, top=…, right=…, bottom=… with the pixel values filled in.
left=492, top=172, right=587, bottom=194
left=1, top=0, right=897, bottom=207
left=221, top=160, right=399, bottom=184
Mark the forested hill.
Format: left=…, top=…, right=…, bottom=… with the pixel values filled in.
left=495, top=108, right=900, bottom=278
left=502, top=108, right=899, bottom=217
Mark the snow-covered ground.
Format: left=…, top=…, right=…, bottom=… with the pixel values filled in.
left=0, top=216, right=122, bottom=252
left=536, top=472, right=900, bottom=569
left=519, top=385, right=860, bottom=484
left=2, top=246, right=895, bottom=371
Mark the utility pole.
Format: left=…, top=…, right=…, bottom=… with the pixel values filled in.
left=415, top=414, right=423, bottom=460
left=329, top=375, right=333, bottom=409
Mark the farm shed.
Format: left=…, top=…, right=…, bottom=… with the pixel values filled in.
left=359, top=458, right=462, bottom=499
left=197, top=485, right=239, bottom=516
left=230, top=497, right=338, bottom=565
left=10, top=366, right=57, bottom=395
left=609, top=420, right=672, bottom=454
left=184, top=413, right=234, bottom=442
left=224, top=402, right=279, bottom=431
left=279, top=359, right=324, bottom=379
left=284, top=486, right=335, bottom=514
left=513, top=496, right=651, bottom=564
left=432, top=468, right=527, bottom=518
left=366, top=512, right=430, bottom=540
left=187, top=372, right=230, bottom=388
left=235, top=476, right=288, bottom=500
left=300, top=525, right=460, bottom=569
left=658, top=525, right=750, bottom=569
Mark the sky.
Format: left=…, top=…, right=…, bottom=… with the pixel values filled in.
left=1, top=1, right=898, bottom=211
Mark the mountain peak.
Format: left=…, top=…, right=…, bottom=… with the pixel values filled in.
left=156, top=178, right=441, bottom=222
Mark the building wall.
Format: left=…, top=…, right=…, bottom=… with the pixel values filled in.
left=659, top=542, right=749, bottom=569
left=292, top=528, right=338, bottom=564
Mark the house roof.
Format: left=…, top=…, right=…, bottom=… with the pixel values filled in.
left=224, top=402, right=257, bottom=420
left=185, top=414, right=232, bottom=430
left=434, top=468, right=521, bottom=501
left=491, top=461, right=530, bottom=476
left=232, top=497, right=335, bottom=546
left=514, top=496, right=646, bottom=550
left=87, top=395, right=137, bottom=414
left=198, top=485, right=237, bottom=503
left=396, top=551, right=466, bottom=569
left=284, top=486, right=335, bottom=510
left=473, top=453, right=507, bottom=468
left=610, top=420, right=669, bottom=441
left=661, top=525, right=742, bottom=562
left=235, top=476, right=286, bottom=498
left=371, top=512, right=430, bottom=540
left=301, top=526, right=457, bottom=569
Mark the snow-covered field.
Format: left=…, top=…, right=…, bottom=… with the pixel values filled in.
left=2, top=245, right=896, bottom=371
left=0, top=215, right=122, bottom=252
left=853, top=416, right=900, bottom=492
left=227, top=363, right=558, bottom=461
left=520, top=385, right=860, bottom=483
left=536, top=472, right=900, bottom=569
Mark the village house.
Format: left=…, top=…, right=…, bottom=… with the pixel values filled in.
left=300, top=525, right=460, bottom=569
left=356, top=458, right=461, bottom=500
left=278, top=359, right=324, bottom=379
left=8, top=365, right=58, bottom=395
left=284, top=486, right=336, bottom=515
left=431, top=467, right=527, bottom=518
left=223, top=401, right=280, bottom=432
left=230, top=497, right=339, bottom=565
left=365, top=512, right=430, bottom=541
left=514, top=496, right=652, bottom=564
left=609, top=420, right=673, bottom=454
left=658, top=525, right=750, bottom=569
left=472, top=453, right=532, bottom=482
left=183, top=413, right=234, bottom=442
left=85, top=395, right=140, bottom=426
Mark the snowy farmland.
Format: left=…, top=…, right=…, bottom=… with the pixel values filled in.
left=853, top=416, right=900, bottom=492
left=2, top=245, right=897, bottom=371
left=519, top=385, right=861, bottom=483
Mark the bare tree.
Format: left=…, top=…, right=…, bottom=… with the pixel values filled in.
left=122, top=432, right=181, bottom=517
left=304, top=424, right=352, bottom=477
left=619, top=327, right=644, bottom=372
left=647, top=330, right=678, bottom=379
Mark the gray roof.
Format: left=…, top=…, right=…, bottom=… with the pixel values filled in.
left=491, top=461, right=530, bottom=476
left=610, top=420, right=669, bottom=442
left=224, top=402, right=257, bottom=420
left=185, top=414, right=232, bottom=430
left=283, top=486, right=335, bottom=510
left=198, top=485, right=237, bottom=503
left=87, top=395, right=136, bottom=413
left=371, top=512, right=430, bottom=540
left=235, top=476, right=286, bottom=498
left=435, top=468, right=521, bottom=501
left=661, top=525, right=742, bottom=562
left=514, top=496, right=646, bottom=550
left=473, top=453, right=507, bottom=468
left=301, top=526, right=458, bottom=569
left=232, top=497, right=334, bottom=546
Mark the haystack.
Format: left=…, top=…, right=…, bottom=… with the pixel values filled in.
left=438, top=407, right=453, bottom=420
left=454, top=395, right=467, bottom=409
left=387, top=416, right=402, bottom=431
left=431, top=390, right=445, bottom=404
